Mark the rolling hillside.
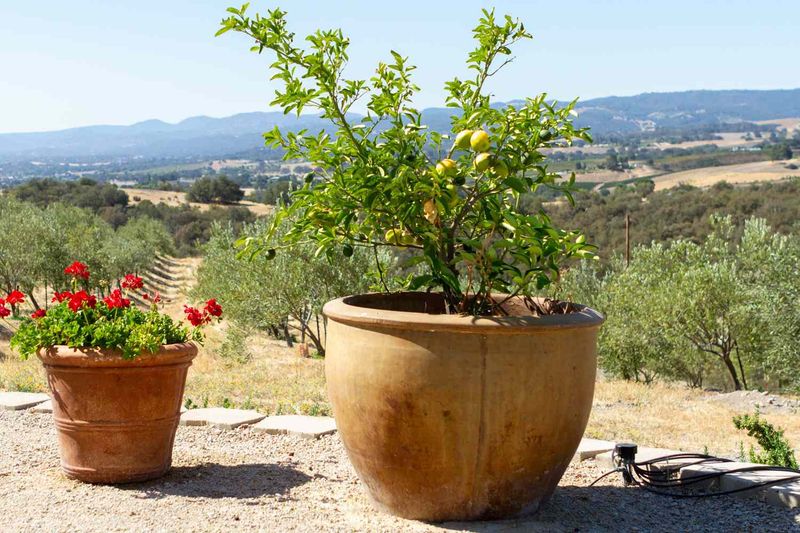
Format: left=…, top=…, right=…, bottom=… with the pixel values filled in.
left=1, top=89, right=798, bottom=161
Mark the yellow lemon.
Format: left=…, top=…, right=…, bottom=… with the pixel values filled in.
left=436, top=158, right=457, bottom=177
left=470, top=130, right=490, bottom=152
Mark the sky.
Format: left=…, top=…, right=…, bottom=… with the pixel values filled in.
left=1, top=0, right=798, bottom=134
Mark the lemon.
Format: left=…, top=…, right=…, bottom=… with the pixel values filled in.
left=385, top=229, right=401, bottom=245
left=474, top=153, right=492, bottom=172
left=492, top=160, right=509, bottom=179
left=470, top=130, right=490, bottom=152
left=436, top=158, right=457, bottom=177
left=455, top=130, right=473, bottom=150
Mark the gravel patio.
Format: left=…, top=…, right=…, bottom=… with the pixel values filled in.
left=1, top=409, right=798, bottom=532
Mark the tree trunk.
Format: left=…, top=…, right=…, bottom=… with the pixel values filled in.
left=28, top=293, right=41, bottom=311
left=721, top=352, right=742, bottom=390
left=282, top=320, right=293, bottom=348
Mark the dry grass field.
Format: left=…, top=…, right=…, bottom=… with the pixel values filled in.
left=122, top=187, right=273, bottom=216
left=652, top=158, right=800, bottom=190
left=651, top=132, right=761, bottom=151
left=573, top=163, right=658, bottom=185
left=755, top=117, right=800, bottom=132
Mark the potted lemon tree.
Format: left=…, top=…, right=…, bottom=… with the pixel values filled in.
left=220, top=6, right=602, bottom=520
left=6, top=262, right=221, bottom=484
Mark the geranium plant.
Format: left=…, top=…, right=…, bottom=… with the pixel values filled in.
left=6, top=261, right=222, bottom=360
left=219, top=6, right=595, bottom=315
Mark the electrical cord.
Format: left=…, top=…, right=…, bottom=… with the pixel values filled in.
left=588, top=446, right=800, bottom=498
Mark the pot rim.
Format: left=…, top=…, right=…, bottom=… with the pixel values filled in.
left=323, top=292, right=604, bottom=333
left=37, top=342, right=198, bottom=368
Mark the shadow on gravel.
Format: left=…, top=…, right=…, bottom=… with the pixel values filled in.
left=122, top=462, right=312, bottom=500
left=435, top=486, right=800, bottom=532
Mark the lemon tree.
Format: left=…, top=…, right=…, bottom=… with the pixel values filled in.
left=219, top=5, right=595, bottom=314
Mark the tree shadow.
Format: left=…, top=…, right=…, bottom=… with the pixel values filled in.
left=434, top=485, right=800, bottom=532
left=121, top=462, right=312, bottom=500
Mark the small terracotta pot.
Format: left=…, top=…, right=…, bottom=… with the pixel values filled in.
left=324, top=292, right=603, bottom=521
left=37, top=343, right=197, bottom=484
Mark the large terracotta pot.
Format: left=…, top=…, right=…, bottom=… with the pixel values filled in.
left=323, top=292, right=604, bottom=521
left=37, top=343, right=197, bottom=484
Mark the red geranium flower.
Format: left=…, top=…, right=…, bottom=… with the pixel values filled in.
left=31, top=309, right=46, bottom=319
left=52, top=291, right=73, bottom=303
left=183, top=306, right=206, bottom=327
left=0, top=305, right=9, bottom=318
left=203, top=299, right=223, bottom=318
left=0, top=298, right=4, bottom=306
left=121, top=274, right=144, bottom=291
left=64, top=261, right=90, bottom=280
left=68, top=290, right=97, bottom=312
left=103, top=289, right=131, bottom=310
left=5, top=290, right=25, bottom=305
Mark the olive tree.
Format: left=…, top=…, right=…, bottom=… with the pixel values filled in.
left=194, top=218, right=379, bottom=355
left=573, top=216, right=800, bottom=391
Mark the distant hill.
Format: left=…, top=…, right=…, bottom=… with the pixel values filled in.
left=1, top=89, right=798, bottom=161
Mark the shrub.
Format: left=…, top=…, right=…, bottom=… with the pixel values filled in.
left=734, top=411, right=798, bottom=469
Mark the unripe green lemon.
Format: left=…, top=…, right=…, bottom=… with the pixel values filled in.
left=342, top=244, right=354, bottom=257
left=455, top=130, right=474, bottom=150
left=399, top=231, right=417, bottom=246
left=492, top=160, right=509, bottom=179
left=474, top=152, right=492, bottom=172
left=470, top=130, right=490, bottom=152
left=385, top=229, right=401, bottom=245
left=453, top=174, right=466, bottom=186
left=445, top=183, right=460, bottom=207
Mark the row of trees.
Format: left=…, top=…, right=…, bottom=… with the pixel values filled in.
left=0, top=196, right=173, bottom=308
left=560, top=216, right=800, bottom=392
left=193, top=218, right=380, bottom=355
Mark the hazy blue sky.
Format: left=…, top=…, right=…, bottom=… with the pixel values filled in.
left=1, top=0, right=797, bottom=133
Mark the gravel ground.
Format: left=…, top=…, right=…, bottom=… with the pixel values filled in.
left=1, top=409, right=799, bottom=532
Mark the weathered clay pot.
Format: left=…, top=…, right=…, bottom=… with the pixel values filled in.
left=37, top=343, right=197, bottom=484
left=323, top=292, right=603, bottom=521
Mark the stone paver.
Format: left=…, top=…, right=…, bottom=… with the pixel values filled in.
left=573, top=438, right=616, bottom=461
left=179, top=408, right=265, bottom=429
left=31, top=399, right=53, bottom=413
left=254, top=415, right=337, bottom=439
left=680, top=460, right=800, bottom=509
left=0, top=392, right=50, bottom=411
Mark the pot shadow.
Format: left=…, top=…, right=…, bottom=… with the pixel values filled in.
left=433, top=485, right=800, bottom=532
left=120, top=462, right=312, bottom=500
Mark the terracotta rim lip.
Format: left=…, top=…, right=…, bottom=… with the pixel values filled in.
left=37, top=342, right=198, bottom=367
left=323, top=292, right=604, bottom=332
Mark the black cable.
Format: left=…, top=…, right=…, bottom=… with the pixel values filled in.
left=626, top=453, right=800, bottom=498
left=588, top=467, right=626, bottom=487
left=587, top=450, right=800, bottom=499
